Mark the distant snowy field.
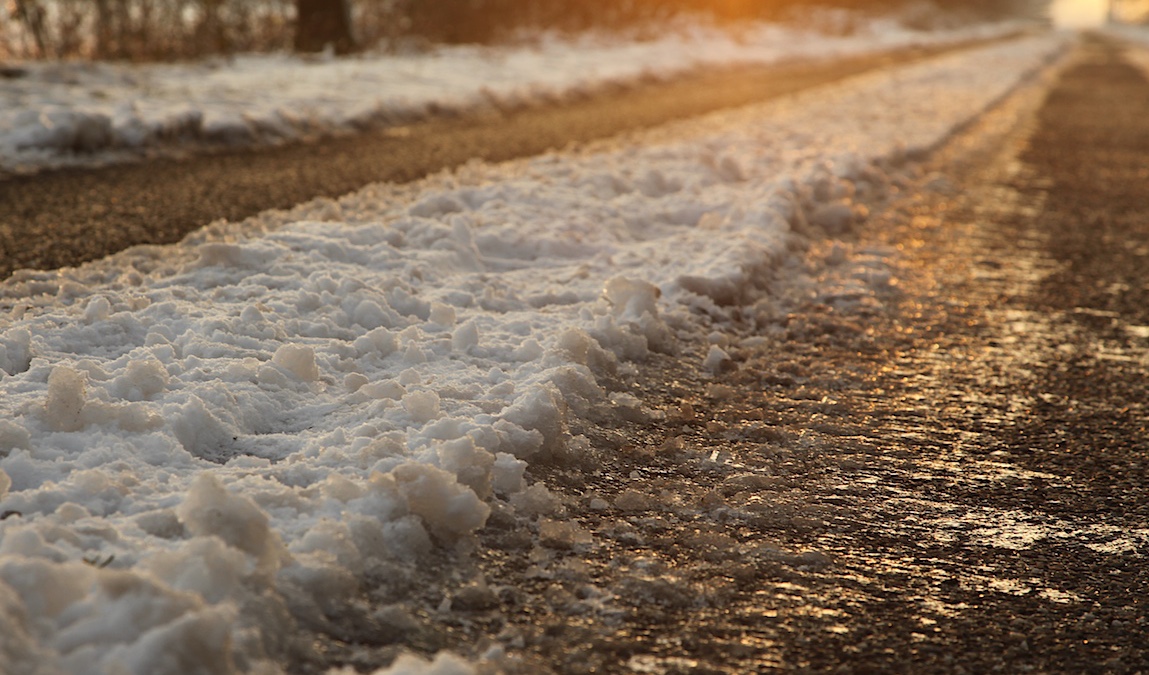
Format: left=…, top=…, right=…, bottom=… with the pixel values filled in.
left=0, top=28, right=1067, bottom=675
left=0, top=16, right=1031, bottom=174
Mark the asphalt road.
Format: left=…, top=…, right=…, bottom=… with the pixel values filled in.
left=298, top=33, right=1149, bottom=674
left=0, top=36, right=1012, bottom=282
left=5, top=29, right=1145, bottom=674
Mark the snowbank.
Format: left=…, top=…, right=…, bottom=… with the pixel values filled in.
left=0, top=34, right=1066, bottom=674
left=0, top=17, right=1033, bottom=174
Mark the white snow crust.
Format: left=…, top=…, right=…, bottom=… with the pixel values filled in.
left=0, top=17, right=1029, bottom=174
left=0, top=31, right=1066, bottom=674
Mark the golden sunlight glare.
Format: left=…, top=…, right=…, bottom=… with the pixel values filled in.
left=1050, top=0, right=1110, bottom=27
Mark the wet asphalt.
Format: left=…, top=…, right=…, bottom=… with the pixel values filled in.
left=3, top=30, right=1146, bottom=674
left=400, top=33, right=1149, bottom=674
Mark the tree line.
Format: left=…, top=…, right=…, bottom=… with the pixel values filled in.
left=1, top=0, right=1044, bottom=61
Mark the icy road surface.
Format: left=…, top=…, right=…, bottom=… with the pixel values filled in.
left=0, top=33, right=1067, bottom=674
left=0, top=17, right=1028, bottom=174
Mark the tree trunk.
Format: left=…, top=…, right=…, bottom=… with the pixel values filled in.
left=294, top=0, right=355, bottom=53
left=199, top=0, right=228, bottom=55
left=13, top=0, right=49, bottom=58
left=94, top=0, right=112, bottom=57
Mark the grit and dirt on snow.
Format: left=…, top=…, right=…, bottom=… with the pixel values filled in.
left=0, top=12, right=1031, bottom=175
left=0, top=30, right=1070, bottom=675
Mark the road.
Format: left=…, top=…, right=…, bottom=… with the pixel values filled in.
left=2, top=29, right=1146, bottom=674
left=0, top=36, right=1015, bottom=281
left=290, top=33, right=1149, bottom=674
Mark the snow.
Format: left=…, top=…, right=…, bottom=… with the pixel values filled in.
left=0, top=16, right=1031, bottom=174
left=0, top=23, right=1068, bottom=675
left=329, top=652, right=477, bottom=675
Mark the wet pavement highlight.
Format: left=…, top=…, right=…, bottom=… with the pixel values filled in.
left=422, top=34, right=1149, bottom=673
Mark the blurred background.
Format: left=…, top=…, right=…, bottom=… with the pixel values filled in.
left=0, top=0, right=1103, bottom=62
left=5, top=0, right=1123, bottom=62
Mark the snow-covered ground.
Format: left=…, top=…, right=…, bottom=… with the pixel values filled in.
left=0, top=16, right=1032, bottom=175
left=0, top=25, right=1068, bottom=675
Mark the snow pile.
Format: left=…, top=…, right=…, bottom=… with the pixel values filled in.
left=0, top=17, right=1033, bottom=174
left=0, top=34, right=1066, bottom=673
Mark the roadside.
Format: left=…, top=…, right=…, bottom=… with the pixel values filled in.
left=0, top=32, right=1031, bottom=281
left=353, top=33, right=1149, bottom=674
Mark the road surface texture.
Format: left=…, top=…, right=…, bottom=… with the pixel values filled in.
left=286, top=34, right=1149, bottom=673
left=3, top=30, right=1145, bottom=674
left=0, top=35, right=1019, bottom=281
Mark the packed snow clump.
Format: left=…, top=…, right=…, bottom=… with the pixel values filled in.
left=0, top=34, right=1067, bottom=673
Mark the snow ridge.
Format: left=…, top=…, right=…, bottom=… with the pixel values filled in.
left=0, top=18, right=1029, bottom=174
left=0, top=33, right=1066, bottom=674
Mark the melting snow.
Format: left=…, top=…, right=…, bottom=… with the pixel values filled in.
left=0, top=28, right=1069, bottom=675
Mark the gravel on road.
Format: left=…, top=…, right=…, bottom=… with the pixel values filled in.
left=326, top=33, right=1149, bottom=674
left=5, top=29, right=1145, bottom=674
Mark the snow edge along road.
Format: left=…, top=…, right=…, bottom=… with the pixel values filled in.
left=0, top=19, right=1032, bottom=177
left=0, top=26, right=1039, bottom=281
left=0, top=34, right=1069, bottom=674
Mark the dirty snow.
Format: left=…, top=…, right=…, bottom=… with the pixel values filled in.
left=0, top=16, right=1031, bottom=174
left=0, top=29, right=1067, bottom=675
